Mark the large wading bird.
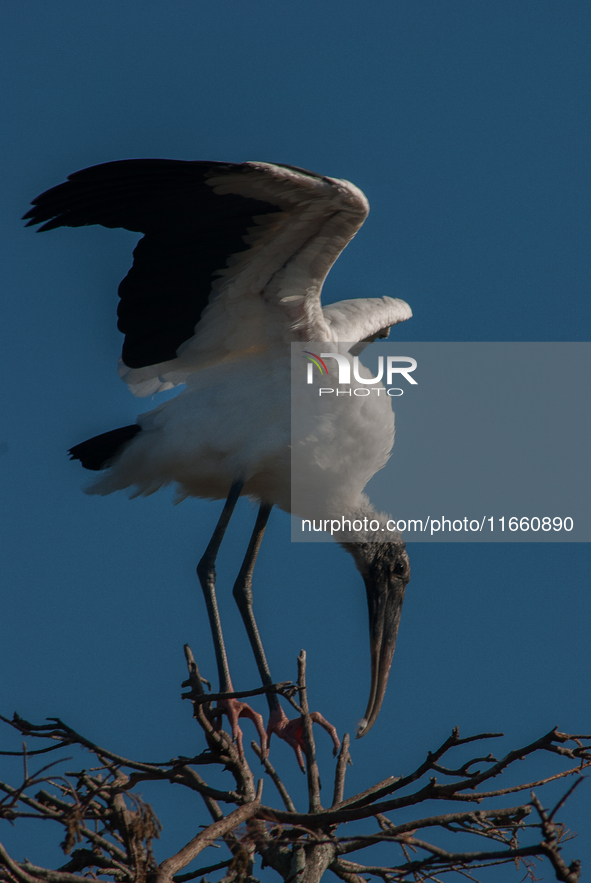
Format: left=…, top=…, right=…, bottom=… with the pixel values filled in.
left=25, top=160, right=412, bottom=764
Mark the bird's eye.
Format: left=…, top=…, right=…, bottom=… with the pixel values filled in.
left=392, top=560, right=407, bottom=576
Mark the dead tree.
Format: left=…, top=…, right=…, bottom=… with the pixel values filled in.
left=1, top=647, right=589, bottom=883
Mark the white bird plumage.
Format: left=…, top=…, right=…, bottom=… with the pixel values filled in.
left=25, top=159, right=412, bottom=741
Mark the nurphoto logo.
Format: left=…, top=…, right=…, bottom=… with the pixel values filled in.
left=304, top=352, right=418, bottom=396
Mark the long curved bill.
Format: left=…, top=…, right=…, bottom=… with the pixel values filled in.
left=356, top=566, right=408, bottom=737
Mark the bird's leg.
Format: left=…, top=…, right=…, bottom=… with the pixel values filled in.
left=232, top=502, right=274, bottom=688
left=233, top=503, right=340, bottom=771
left=197, top=481, right=242, bottom=689
left=196, top=481, right=266, bottom=757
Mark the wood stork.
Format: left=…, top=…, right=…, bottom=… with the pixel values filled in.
left=24, top=159, right=412, bottom=760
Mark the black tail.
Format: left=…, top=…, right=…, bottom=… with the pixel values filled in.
left=69, top=425, right=141, bottom=471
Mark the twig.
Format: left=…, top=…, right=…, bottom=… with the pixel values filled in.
left=155, top=799, right=261, bottom=883
left=332, top=775, right=400, bottom=812
left=336, top=804, right=531, bottom=855
left=297, top=651, right=321, bottom=813
left=173, top=858, right=231, bottom=882
left=251, top=741, right=296, bottom=812
left=182, top=683, right=294, bottom=705
left=531, top=789, right=583, bottom=883
left=332, top=733, right=351, bottom=808
left=548, top=776, right=584, bottom=821
left=0, top=843, right=88, bottom=883
left=0, top=714, right=174, bottom=774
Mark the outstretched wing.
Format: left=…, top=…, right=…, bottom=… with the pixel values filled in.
left=323, top=297, right=412, bottom=354
left=24, top=159, right=370, bottom=395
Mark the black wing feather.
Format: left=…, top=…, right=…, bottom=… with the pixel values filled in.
left=68, top=425, right=141, bottom=471
left=24, top=160, right=282, bottom=368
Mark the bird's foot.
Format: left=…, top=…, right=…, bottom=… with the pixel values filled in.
left=267, top=706, right=340, bottom=772
left=215, top=697, right=267, bottom=760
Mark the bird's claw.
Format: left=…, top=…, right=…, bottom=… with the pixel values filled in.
left=311, top=711, right=341, bottom=758
left=267, top=706, right=340, bottom=773
left=215, top=698, right=267, bottom=759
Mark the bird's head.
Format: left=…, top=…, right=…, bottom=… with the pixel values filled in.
left=339, top=532, right=410, bottom=737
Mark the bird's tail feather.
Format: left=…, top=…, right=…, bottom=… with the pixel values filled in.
left=69, top=425, right=141, bottom=471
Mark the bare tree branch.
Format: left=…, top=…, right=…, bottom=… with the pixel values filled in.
left=1, top=647, right=589, bottom=883
left=251, top=741, right=296, bottom=813
left=297, top=650, right=322, bottom=814
left=332, top=733, right=352, bottom=808
left=155, top=799, right=261, bottom=883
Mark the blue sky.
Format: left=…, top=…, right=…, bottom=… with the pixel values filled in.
left=1, top=2, right=590, bottom=878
